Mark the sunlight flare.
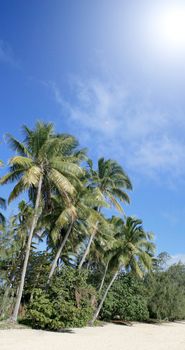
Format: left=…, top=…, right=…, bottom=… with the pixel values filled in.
left=148, top=4, right=185, bottom=58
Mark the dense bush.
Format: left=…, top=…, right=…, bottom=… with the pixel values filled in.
left=101, top=273, right=149, bottom=321
left=25, top=266, right=97, bottom=330
left=100, top=263, right=185, bottom=323
left=146, top=263, right=185, bottom=321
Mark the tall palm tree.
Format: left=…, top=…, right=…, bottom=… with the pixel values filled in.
left=88, top=158, right=132, bottom=210
left=78, top=158, right=132, bottom=268
left=46, top=187, right=108, bottom=281
left=79, top=217, right=115, bottom=274
left=0, top=201, right=34, bottom=318
left=91, top=216, right=155, bottom=324
left=0, top=160, right=6, bottom=226
left=0, top=122, right=83, bottom=321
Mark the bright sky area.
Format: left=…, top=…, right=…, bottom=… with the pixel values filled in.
left=1, top=0, right=185, bottom=263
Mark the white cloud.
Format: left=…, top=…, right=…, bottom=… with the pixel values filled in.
left=128, top=136, right=185, bottom=177
left=169, top=254, right=185, bottom=265
left=48, top=77, right=185, bottom=182
left=51, top=79, right=127, bottom=136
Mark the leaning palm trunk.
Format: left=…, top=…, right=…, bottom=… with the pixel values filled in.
left=91, top=270, right=119, bottom=325
left=78, top=222, right=98, bottom=270
left=78, top=233, right=94, bottom=270
left=47, top=222, right=73, bottom=283
left=98, top=261, right=109, bottom=293
left=11, top=175, right=43, bottom=322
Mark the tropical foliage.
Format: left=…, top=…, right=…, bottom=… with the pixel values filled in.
left=101, top=273, right=149, bottom=321
left=0, top=121, right=181, bottom=330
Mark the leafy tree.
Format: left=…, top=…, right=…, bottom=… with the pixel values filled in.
left=101, top=273, right=149, bottom=321
left=146, top=263, right=185, bottom=320
left=25, top=266, right=96, bottom=330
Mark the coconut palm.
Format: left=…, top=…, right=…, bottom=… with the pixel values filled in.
left=0, top=160, right=6, bottom=225
left=46, top=186, right=108, bottom=282
left=78, top=158, right=132, bottom=268
left=79, top=218, right=115, bottom=274
left=91, top=216, right=155, bottom=324
left=0, top=122, right=83, bottom=321
left=0, top=201, right=35, bottom=318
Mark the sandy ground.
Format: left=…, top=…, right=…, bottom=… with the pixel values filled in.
left=1, top=322, right=185, bottom=350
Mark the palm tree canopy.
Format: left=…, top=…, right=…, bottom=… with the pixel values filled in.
left=0, top=122, right=85, bottom=204
left=44, top=186, right=109, bottom=248
left=87, top=157, right=132, bottom=212
left=108, top=216, right=155, bottom=277
left=0, top=160, right=6, bottom=225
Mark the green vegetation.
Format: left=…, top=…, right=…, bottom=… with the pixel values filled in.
left=101, top=260, right=185, bottom=322
left=0, top=121, right=184, bottom=330
left=146, top=260, right=185, bottom=321
left=101, top=274, right=149, bottom=322
left=26, top=266, right=96, bottom=330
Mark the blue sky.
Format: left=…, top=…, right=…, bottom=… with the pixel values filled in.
left=1, top=0, right=185, bottom=262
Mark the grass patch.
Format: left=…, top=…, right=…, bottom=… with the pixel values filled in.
left=0, top=320, right=29, bottom=330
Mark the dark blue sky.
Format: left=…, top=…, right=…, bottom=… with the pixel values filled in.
left=1, top=0, right=185, bottom=262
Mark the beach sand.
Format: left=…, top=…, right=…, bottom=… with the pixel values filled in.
left=1, top=322, right=185, bottom=350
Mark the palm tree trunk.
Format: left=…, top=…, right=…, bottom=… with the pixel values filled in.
left=78, top=208, right=100, bottom=270
left=78, top=221, right=99, bottom=270
left=47, top=222, right=73, bottom=283
left=98, top=261, right=109, bottom=293
left=78, top=233, right=95, bottom=270
left=11, top=174, right=43, bottom=322
left=91, top=270, right=119, bottom=325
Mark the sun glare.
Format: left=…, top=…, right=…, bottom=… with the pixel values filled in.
left=158, top=7, right=185, bottom=51
left=144, top=3, right=185, bottom=61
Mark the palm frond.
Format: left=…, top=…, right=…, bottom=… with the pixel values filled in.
left=10, top=156, right=33, bottom=168
left=5, top=134, right=31, bottom=157
left=8, top=178, right=28, bottom=203
left=49, top=168, right=75, bottom=195
left=51, top=159, right=83, bottom=177
left=0, top=197, right=6, bottom=209
left=0, top=169, right=23, bottom=185
left=22, top=166, right=42, bottom=186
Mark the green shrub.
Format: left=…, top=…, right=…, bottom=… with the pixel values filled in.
left=25, top=266, right=96, bottom=330
left=101, top=273, right=149, bottom=321
left=146, top=264, right=185, bottom=321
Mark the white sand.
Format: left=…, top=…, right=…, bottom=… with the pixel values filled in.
left=1, top=322, right=185, bottom=350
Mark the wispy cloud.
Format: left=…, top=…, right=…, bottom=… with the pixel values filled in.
left=128, top=137, right=185, bottom=178
left=0, top=39, right=19, bottom=67
left=51, top=79, right=127, bottom=136
left=47, top=77, right=185, bottom=182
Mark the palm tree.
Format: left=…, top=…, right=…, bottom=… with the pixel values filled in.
left=0, top=122, right=83, bottom=321
left=0, top=201, right=34, bottom=318
left=78, top=158, right=132, bottom=268
left=46, top=187, right=108, bottom=281
left=0, top=160, right=6, bottom=226
left=79, top=218, right=115, bottom=275
left=91, top=216, right=155, bottom=324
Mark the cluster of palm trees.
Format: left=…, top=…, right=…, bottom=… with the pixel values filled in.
left=0, top=122, right=155, bottom=325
